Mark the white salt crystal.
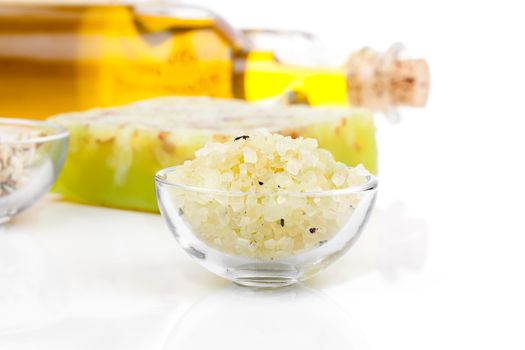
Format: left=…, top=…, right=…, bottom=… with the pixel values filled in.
left=303, top=138, right=318, bottom=149
left=239, top=163, right=247, bottom=175
left=243, top=148, right=257, bottom=163
left=285, top=159, right=301, bottom=176
left=331, top=173, right=346, bottom=187
left=264, top=239, right=276, bottom=250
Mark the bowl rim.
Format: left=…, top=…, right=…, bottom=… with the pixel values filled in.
left=155, top=165, right=378, bottom=197
left=0, top=118, right=69, bottom=144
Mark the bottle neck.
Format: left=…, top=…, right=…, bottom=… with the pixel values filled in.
left=234, top=50, right=351, bottom=105
left=235, top=45, right=429, bottom=112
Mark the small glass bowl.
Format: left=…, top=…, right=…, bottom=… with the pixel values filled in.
left=155, top=165, right=377, bottom=287
left=0, top=118, right=69, bottom=224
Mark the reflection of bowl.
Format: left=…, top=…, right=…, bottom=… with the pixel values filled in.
left=162, top=284, right=366, bottom=350
left=155, top=166, right=377, bottom=287
left=0, top=118, right=69, bottom=223
left=0, top=228, right=68, bottom=334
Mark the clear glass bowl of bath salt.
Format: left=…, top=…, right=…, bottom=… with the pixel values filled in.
left=0, top=118, right=69, bottom=224
left=155, top=165, right=378, bottom=287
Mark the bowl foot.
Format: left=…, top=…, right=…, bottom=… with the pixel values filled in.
left=233, top=276, right=298, bottom=288
left=230, top=264, right=299, bottom=288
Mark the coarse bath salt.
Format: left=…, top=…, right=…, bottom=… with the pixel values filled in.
left=168, top=132, right=370, bottom=260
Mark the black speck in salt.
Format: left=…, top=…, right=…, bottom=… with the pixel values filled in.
left=234, top=135, right=250, bottom=141
left=309, top=227, right=317, bottom=234
left=280, top=218, right=285, bottom=227
left=178, top=208, right=184, bottom=216
left=258, top=181, right=264, bottom=185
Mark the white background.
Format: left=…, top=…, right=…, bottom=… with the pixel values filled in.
left=1, top=0, right=525, bottom=349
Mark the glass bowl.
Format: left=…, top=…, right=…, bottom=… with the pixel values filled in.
left=155, top=165, right=378, bottom=287
left=0, top=118, right=69, bottom=224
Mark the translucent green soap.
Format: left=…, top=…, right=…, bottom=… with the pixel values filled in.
left=49, top=97, right=377, bottom=212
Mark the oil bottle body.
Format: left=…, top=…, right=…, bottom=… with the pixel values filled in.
left=0, top=4, right=235, bottom=118
left=0, top=4, right=429, bottom=119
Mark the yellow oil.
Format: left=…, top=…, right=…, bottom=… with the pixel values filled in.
left=242, top=51, right=349, bottom=105
left=0, top=4, right=350, bottom=119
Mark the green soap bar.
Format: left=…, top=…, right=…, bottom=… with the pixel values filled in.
left=49, top=97, right=377, bottom=212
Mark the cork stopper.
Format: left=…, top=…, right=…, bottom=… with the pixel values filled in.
left=345, top=46, right=430, bottom=112
left=390, top=59, right=429, bottom=107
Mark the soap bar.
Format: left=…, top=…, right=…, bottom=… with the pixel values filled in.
left=49, top=97, right=377, bottom=212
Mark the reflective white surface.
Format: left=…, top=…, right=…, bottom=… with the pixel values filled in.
left=0, top=194, right=431, bottom=350
left=162, top=285, right=366, bottom=350
left=2, top=0, right=525, bottom=348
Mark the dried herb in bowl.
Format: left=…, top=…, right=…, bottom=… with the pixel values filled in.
left=0, top=129, right=42, bottom=196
